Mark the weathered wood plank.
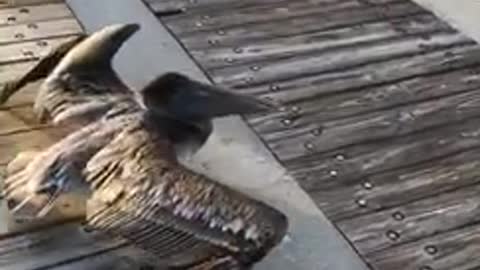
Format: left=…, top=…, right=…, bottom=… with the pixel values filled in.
left=0, top=18, right=81, bottom=45
left=247, top=45, right=480, bottom=158
left=367, top=223, right=480, bottom=270
left=251, top=62, right=480, bottom=138
left=338, top=183, right=480, bottom=255
left=171, top=1, right=424, bottom=49
left=212, top=31, right=470, bottom=88
left=147, top=0, right=400, bottom=17
left=263, top=77, right=480, bottom=161
left=0, top=3, right=73, bottom=27
left=0, top=36, right=81, bottom=65
left=0, top=1, right=62, bottom=9
left=146, top=0, right=349, bottom=14
left=0, top=61, right=40, bottom=85
left=0, top=221, right=141, bottom=270
left=0, top=127, right=56, bottom=165
left=164, top=0, right=365, bottom=35
left=311, top=145, right=480, bottom=221
left=192, top=14, right=451, bottom=70
left=286, top=115, right=480, bottom=196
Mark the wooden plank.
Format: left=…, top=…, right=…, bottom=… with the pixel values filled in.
left=260, top=76, right=480, bottom=161
left=0, top=36, right=81, bottom=65
left=338, top=183, right=480, bottom=255
left=146, top=0, right=400, bottom=16
left=170, top=1, right=424, bottom=49
left=212, top=31, right=470, bottom=88
left=0, top=3, right=73, bottom=27
left=247, top=45, right=480, bottom=159
left=191, top=13, right=452, bottom=70
left=0, top=221, right=141, bottom=270
left=0, top=61, right=41, bottom=85
left=310, top=145, right=480, bottom=221
left=146, top=0, right=363, bottom=14
left=164, top=0, right=366, bottom=35
left=0, top=18, right=81, bottom=45
left=0, top=128, right=56, bottom=165
left=285, top=113, right=480, bottom=193
left=240, top=42, right=480, bottom=99
left=252, top=64, right=480, bottom=130
left=367, top=223, right=480, bottom=270
left=0, top=1, right=62, bottom=9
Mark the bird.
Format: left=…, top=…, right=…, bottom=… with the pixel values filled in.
left=3, top=72, right=287, bottom=269
left=0, top=23, right=140, bottom=129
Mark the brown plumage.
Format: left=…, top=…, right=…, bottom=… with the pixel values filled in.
left=0, top=24, right=139, bottom=128
left=4, top=73, right=286, bottom=269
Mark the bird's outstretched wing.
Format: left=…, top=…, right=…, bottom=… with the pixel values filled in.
left=84, top=123, right=287, bottom=268
left=0, top=35, right=86, bottom=105
left=31, top=24, right=139, bottom=125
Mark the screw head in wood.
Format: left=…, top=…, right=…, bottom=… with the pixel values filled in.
left=217, top=29, right=226, bottom=35
left=224, top=57, right=235, bottom=63
left=208, top=39, right=219, bottom=45
left=269, top=84, right=280, bottom=91
left=386, top=230, right=400, bottom=241
left=335, top=154, right=345, bottom=161
left=250, top=65, right=261, bottom=71
left=304, top=142, right=315, bottom=151
left=22, top=49, right=34, bottom=57
left=311, top=127, right=323, bottom=136
left=356, top=198, right=367, bottom=207
left=392, top=211, right=405, bottom=221
left=291, top=106, right=300, bottom=113
left=329, top=170, right=338, bottom=177
left=19, top=7, right=29, bottom=13
left=14, top=33, right=25, bottom=39
left=27, top=23, right=38, bottom=29
left=233, top=47, right=243, bottom=54
left=281, top=118, right=292, bottom=126
left=362, top=181, right=373, bottom=190
left=37, top=40, right=48, bottom=47
left=424, top=245, right=438, bottom=255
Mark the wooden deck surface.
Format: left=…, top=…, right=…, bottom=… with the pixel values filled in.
left=146, top=0, right=480, bottom=269
left=1, top=0, right=480, bottom=269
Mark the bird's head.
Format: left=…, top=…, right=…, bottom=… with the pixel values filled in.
left=138, top=72, right=276, bottom=154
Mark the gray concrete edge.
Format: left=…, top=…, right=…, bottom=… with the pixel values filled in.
left=412, top=0, right=480, bottom=45
left=65, top=0, right=370, bottom=269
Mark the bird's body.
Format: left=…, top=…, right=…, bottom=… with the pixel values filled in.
left=2, top=22, right=286, bottom=268
left=5, top=105, right=287, bottom=269
left=86, top=113, right=287, bottom=269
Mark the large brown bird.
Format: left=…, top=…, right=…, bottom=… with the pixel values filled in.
left=4, top=72, right=287, bottom=269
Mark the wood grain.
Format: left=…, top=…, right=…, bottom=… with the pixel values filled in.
left=0, top=18, right=81, bottom=45
left=0, top=3, right=73, bottom=27
left=367, top=222, right=480, bottom=270
left=157, top=0, right=480, bottom=269
left=168, top=1, right=424, bottom=50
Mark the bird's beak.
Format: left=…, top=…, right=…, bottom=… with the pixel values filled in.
left=166, top=76, right=277, bottom=120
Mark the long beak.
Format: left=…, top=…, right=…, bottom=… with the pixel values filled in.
left=144, top=73, right=276, bottom=121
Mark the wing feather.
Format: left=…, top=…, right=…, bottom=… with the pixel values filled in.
left=84, top=125, right=287, bottom=267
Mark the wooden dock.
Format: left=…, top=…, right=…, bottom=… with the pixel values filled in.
left=1, top=0, right=480, bottom=269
